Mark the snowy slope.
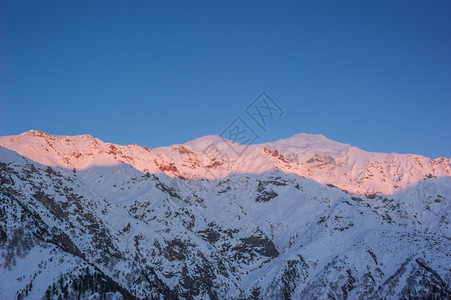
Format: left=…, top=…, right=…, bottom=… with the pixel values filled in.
left=1, top=130, right=449, bottom=196
left=0, top=131, right=450, bottom=299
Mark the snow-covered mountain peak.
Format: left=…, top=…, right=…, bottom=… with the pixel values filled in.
left=1, top=129, right=100, bottom=148
left=271, top=132, right=340, bottom=145
left=1, top=130, right=450, bottom=299
left=184, top=135, right=228, bottom=148
left=182, top=134, right=245, bottom=158
left=264, top=132, right=351, bottom=156
left=0, top=130, right=450, bottom=195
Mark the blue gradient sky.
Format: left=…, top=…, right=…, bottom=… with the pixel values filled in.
left=1, top=0, right=450, bottom=158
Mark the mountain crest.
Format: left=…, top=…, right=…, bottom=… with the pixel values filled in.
left=0, top=130, right=450, bottom=299
left=0, top=130, right=450, bottom=195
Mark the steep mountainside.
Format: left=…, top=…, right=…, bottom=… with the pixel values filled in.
left=0, top=130, right=450, bottom=299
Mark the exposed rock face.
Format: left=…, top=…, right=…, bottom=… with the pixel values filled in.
left=0, top=131, right=450, bottom=299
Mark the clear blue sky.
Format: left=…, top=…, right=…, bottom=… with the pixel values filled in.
left=1, top=0, right=450, bottom=158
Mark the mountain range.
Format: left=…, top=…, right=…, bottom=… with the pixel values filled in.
left=0, top=130, right=450, bottom=299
